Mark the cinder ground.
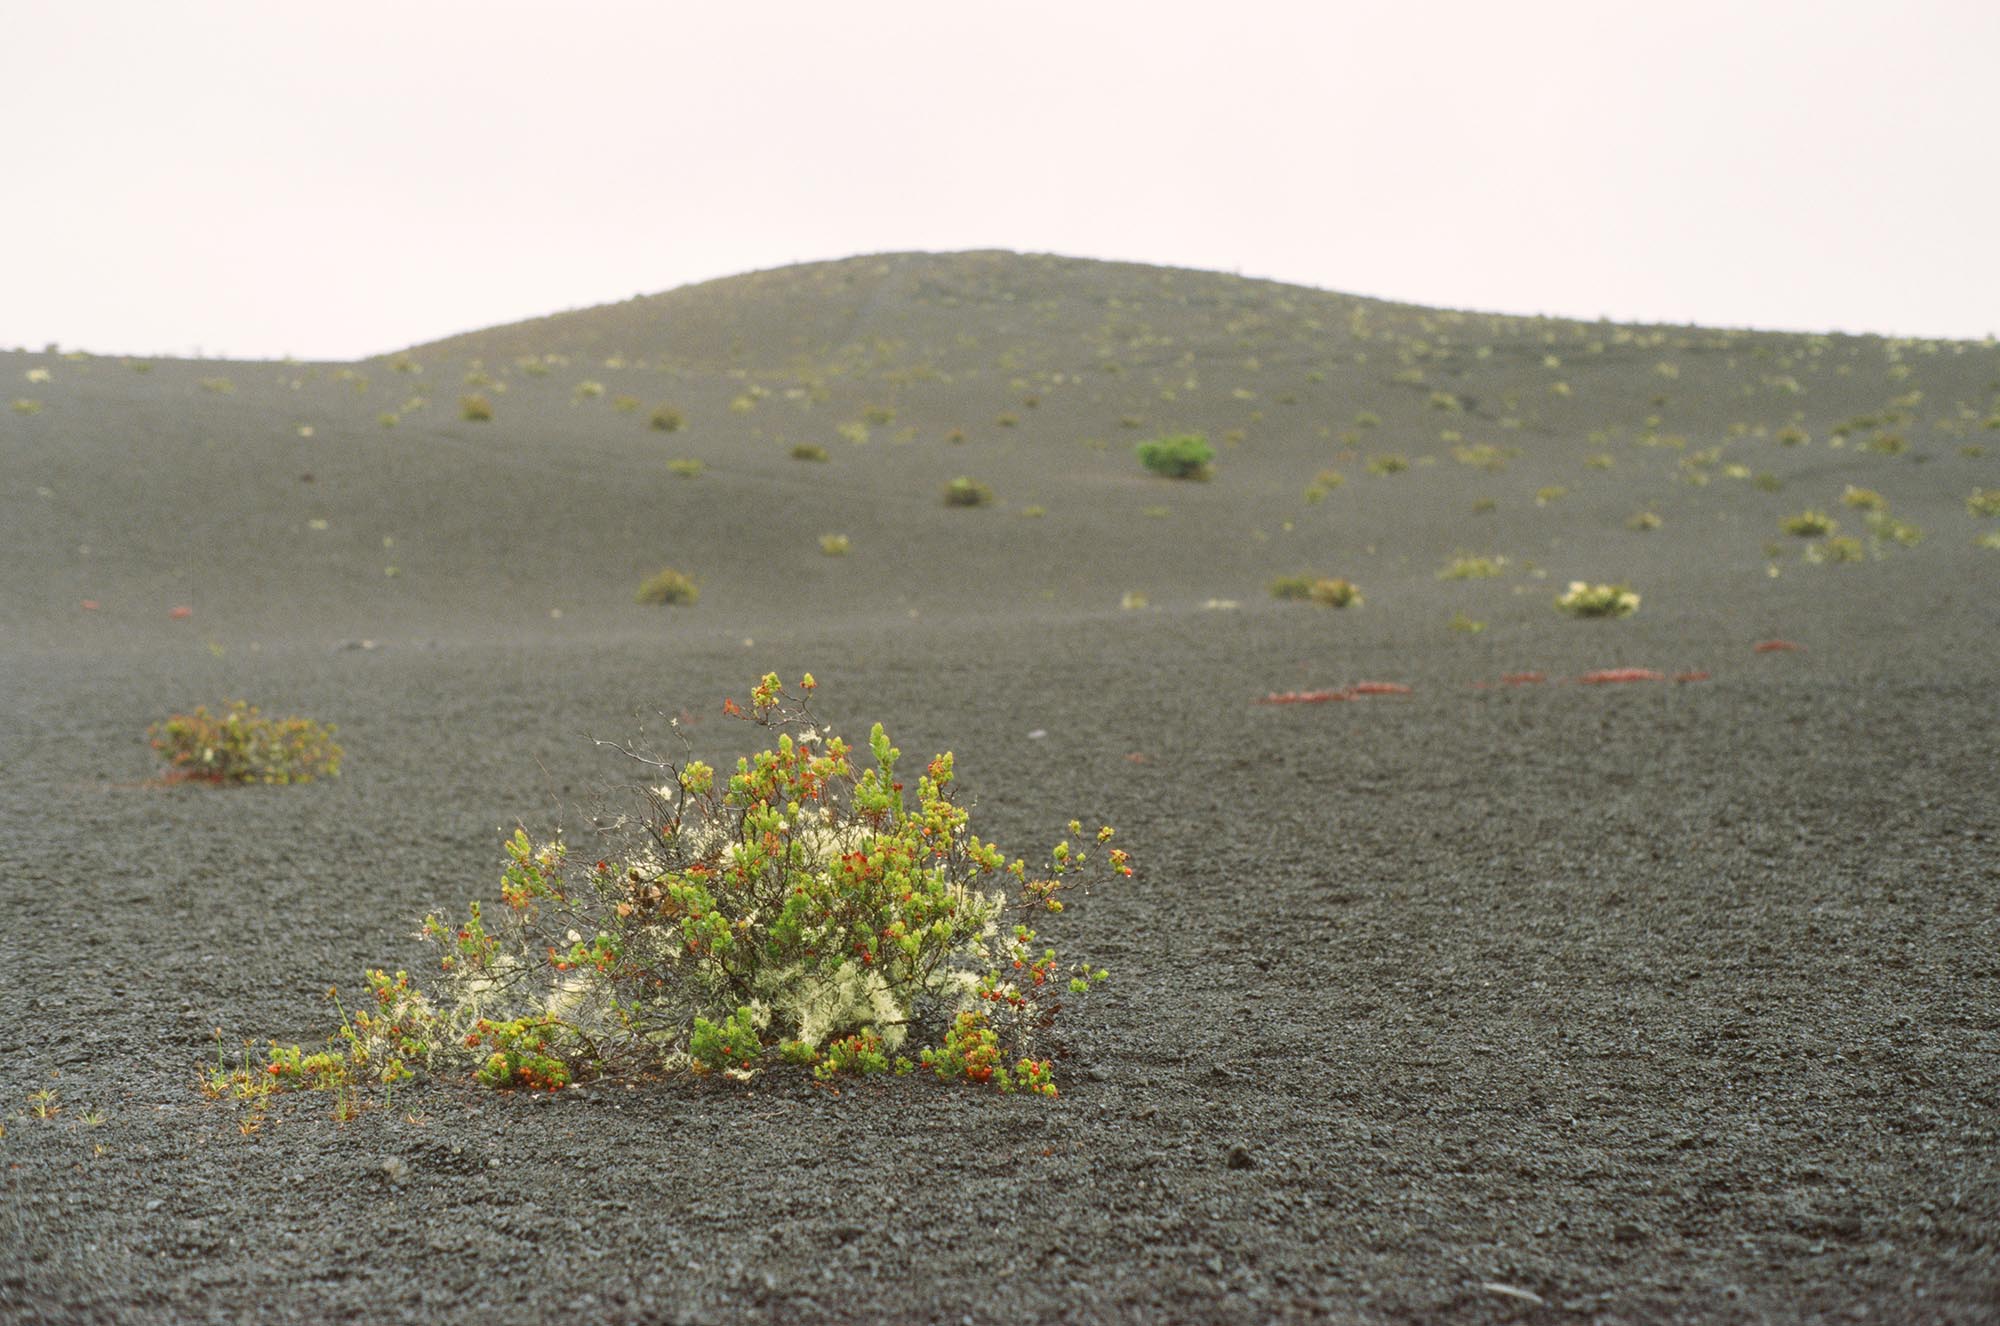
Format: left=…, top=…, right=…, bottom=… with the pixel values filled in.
left=3, top=253, right=1996, bottom=1323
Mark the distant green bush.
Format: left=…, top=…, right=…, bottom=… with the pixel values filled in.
left=1555, top=582, right=1638, bottom=618
left=459, top=394, right=493, bottom=422
left=635, top=568, right=699, bottom=605
left=790, top=443, right=829, bottom=462
left=650, top=406, right=684, bottom=432
left=942, top=476, right=994, bottom=508
left=149, top=701, right=342, bottom=785
left=1134, top=434, right=1215, bottom=480
left=667, top=458, right=705, bottom=479
left=1780, top=510, right=1837, bottom=537
left=1270, top=575, right=1360, bottom=607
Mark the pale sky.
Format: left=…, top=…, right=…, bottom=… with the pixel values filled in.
left=6, top=0, right=1996, bottom=360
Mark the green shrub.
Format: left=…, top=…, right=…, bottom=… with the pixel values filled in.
left=459, top=394, right=493, bottom=422
left=205, top=675, right=1126, bottom=1113
left=635, top=568, right=699, bottom=605
left=790, top=443, right=829, bottom=462
left=1780, top=510, right=1838, bottom=537
left=818, top=533, right=851, bottom=556
left=1554, top=581, right=1639, bottom=618
left=942, top=476, right=994, bottom=508
left=666, top=458, right=705, bottom=479
left=1437, top=554, right=1507, bottom=580
left=1134, top=434, right=1215, bottom=480
left=1968, top=488, right=2000, bottom=518
left=1268, top=575, right=1316, bottom=600
left=650, top=406, right=684, bottom=432
left=1627, top=511, right=1663, bottom=531
left=1366, top=453, right=1408, bottom=476
left=1806, top=536, right=1867, bottom=564
left=1308, top=578, right=1362, bottom=608
left=149, top=701, right=342, bottom=784
left=1841, top=485, right=1887, bottom=511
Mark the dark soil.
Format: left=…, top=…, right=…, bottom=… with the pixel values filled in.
left=3, top=253, right=1997, bottom=1323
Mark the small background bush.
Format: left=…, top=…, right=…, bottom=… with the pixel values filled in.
left=942, top=476, right=995, bottom=507
left=635, top=568, right=700, bottom=605
left=149, top=701, right=342, bottom=784
left=1134, top=434, right=1214, bottom=479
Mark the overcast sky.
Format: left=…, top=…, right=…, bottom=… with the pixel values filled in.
left=6, top=1, right=1996, bottom=360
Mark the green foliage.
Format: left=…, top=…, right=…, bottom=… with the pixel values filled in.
left=818, top=533, right=851, bottom=556
left=635, top=568, right=700, bottom=605
left=1627, top=511, right=1663, bottom=531
left=1134, top=433, right=1215, bottom=480
left=1780, top=510, right=1838, bottom=537
left=1841, top=485, right=1887, bottom=511
left=650, top=405, right=685, bottom=432
left=666, top=458, right=705, bottom=479
left=211, top=676, right=1127, bottom=1115
left=1437, top=554, right=1507, bottom=581
left=1366, top=453, right=1409, bottom=476
left=790, top=443, right=829, bottom=462
left=942, top=476, right=995, bottom=507
left=1554, top=581, right=1639, bottom=618
left=459, top=394, right=493, bottom=422
left=1968, top=489, right=2000, bottom=518
left=149, top=701, right=342, bottom=784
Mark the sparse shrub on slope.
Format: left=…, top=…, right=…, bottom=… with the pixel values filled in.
left=1555, top=582, right=1639, bottom=618
left=1135, top=434, right=1214, bottom=480
left=149, top=701, right=342, bottom=784
left=635, top=568, right=700, bottom=605
left=459, top=394, right=494, bottom=422
left=942, top=476, right=994, bottom=507
left=202, top=675, right=1129, bottom=1114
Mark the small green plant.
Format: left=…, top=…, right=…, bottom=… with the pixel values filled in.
left=1451, top=443, right=1507, bottom=471
left=1268, top=575, right=1315, bottom=600
left=1627, top=511, right=1662, bottom=531
left=862, top=404, right=896, bottom=426
left=942, top=476, right=995, bottom=508
left=1841, top=485, right=1887, bottom=511
left=1968, top=489, right=2000, bottom=518
left=1865, top=513, right=1923, bottom=547
left=10, top=398, right=42, bottom=415
left=1134, top=434, right=1215, bottom=479
left=818, top=533, right=851, bottom=556
left=1366, top=453, right=1409, bottom=476
left=573, top=380, right=606, bottom=402
left=1447, top=612, right=1487, bottom=635
left=1780, top=510, right=1838, bottom=537
left=1308, top=578, right=1362, bottom=608
left=377, top=411, right=399, bottom=428
left=1535, top=485, right=1569, bottom=506
left=1437, top=554, right=1507, bottom=581
left=650, top=406, right=685, bottom=432
left=1555, top=581, right=1639, bottom=618
left=198, top=377, right=235, bottom=395
left=459, top=394, right=494, bottom=422
left=613, top=395, right=641, bottom=413
left=666, top=458, right=705, bottom=479
left=635, top=569, right=699, bottom=605
left=1776, top=424, right=1809, bottom=447
left=1806, top=536, right=1867, bottom=564
left=149, top=702, right=342, bottom=784
left=790, top=443, right=829, bottom=462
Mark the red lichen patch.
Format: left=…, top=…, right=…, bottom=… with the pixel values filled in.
left=1575, top=668, right=1665, bottom=685
left=1753, top=640, right=1804, bottom=653
left=1673, top=671, right=1711, bottom=683
left=169, top=605, right=193, bottom=620
left=1256, top=689, right=1351, bottom=705
left=80, top=600, right=99, bottom=612
left=1347, top=681, right=1413, bottom=696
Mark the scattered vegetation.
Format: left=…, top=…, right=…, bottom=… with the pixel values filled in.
left=819, top=534, right=851, bottom=556
left=149, top=702, right=342, bottom=785
left=1437, top=554, right=1507, bottom=581
left=650, top=406, right=684, bottom=432
left=459, top=394, right=494, bottom=423
left=1968, top=489, right=2000, bottom=518
left=1627, top=511, right=1663, bottom=531
left=1269, top=575, right=1361, bottom=607
left=790, top=443, right=829, bottom=462
left=666, top=458, right=705, bottom=479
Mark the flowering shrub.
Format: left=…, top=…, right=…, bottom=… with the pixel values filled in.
left=149, top=701, right=342, bottom=784
left=209, top=674, right=1127, bottom=1115
left=1555, top=581, right=1639, bottom=618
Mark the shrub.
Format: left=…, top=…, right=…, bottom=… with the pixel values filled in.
left=666, top=458, right=705, bottom=479
left=1968, top=489, right=2000, bottom=518
left=1780, top=510, right=1838, bottom=537
left=1451, top=443, right=1508, bottom=470
left=790, top=443, right=829, bottom=462
left=198, top=377, right=235, bottom=395
left=1776, top=424, right=1810, bottom=447
left=573, top=380, right=606, bottom=401
left=459, top=394, right=493, bottom=422
left=613, top=395, right=641, bottom=413
left=1555, top=581, right=1639, bottom=618
left=149, top=701, right=342, bottom=784
left=1366, top=453, right=1409, bottom=476
left=818, top=533, right=851, bottom=556
left=1268, top=575, right=1315, bottom=601
left=1535, top=485, right=1569, bottom=505
left=11, top=399, right=42, bottom=415
left=942, top=476, right=994, bottom=508
left=206, top=675, right=1126, bottom=1113
left=1841, top=486, right=1887, bottom=511
left=650, top=406, right=685, bottom=432
left=1308, top=578, right=1362, bottom=608
left=1135, top=434, right=1215, bottom=480
left=1864, top=513, right=1923, bottom=546
left=1627, top=511, right=1663, bottom=531
left=1806, top=536, right=1867, bottom=564
left=635, top=568, right=699, bottom=605
left=1437, top=554, right=1506, bottom=580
